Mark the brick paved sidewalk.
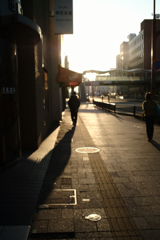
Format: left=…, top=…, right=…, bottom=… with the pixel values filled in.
left=1, top=103, right=160, bottom=240
left=79, top=103, right=160, bottom=240
left=28, top=110, right=115, bottom=239
left=28, top=105, right=160, bottom=240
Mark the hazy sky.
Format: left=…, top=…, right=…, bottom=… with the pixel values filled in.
left=63, top=0, right=160, bottom=73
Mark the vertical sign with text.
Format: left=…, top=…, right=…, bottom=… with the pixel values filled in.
left=54, top=0, right=73, bottom=34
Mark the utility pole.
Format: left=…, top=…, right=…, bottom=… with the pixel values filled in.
left=151, top=0, right=156, bottom=99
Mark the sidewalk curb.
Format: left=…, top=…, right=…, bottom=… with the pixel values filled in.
left=0, top=226, right=31, bottom=240
left=0, top=122, right=61, bottom=240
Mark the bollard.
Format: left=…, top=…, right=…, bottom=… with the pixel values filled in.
left=133, top=105, right=136, bottom=116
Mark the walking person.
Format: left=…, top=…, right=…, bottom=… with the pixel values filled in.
left=108, top=94, right=110, bottom=103
left=68, top=91, right=80, bottom=126
left=142, top=92, right=156, bottom=141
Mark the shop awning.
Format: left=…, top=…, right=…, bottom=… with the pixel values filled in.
left=0, top=14, right=42, bottom=45
left=57, top=65, right=82, bottom=87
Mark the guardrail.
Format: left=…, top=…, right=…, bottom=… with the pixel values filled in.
left=93, top=100, right=140, bottom=117
left=93, top=100, right=116, bottom=113
left=93, top=100, right=160, bottom=125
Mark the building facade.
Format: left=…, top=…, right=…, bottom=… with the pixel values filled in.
left=116, top=54, right=121, bottom=70
left=117, top=20, right=160, bottom=70
left=120, top=41, right=129, bottom=70
left=128, top=30, right=144, bottom=69
left=0, top=0, right=66, bottom=170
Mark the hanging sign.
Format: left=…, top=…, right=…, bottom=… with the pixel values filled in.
left=54, top=0, right=73, bottom=34
left=57, top=65, right=82, bottom=87
left=69, top=82, right=79, bottom=86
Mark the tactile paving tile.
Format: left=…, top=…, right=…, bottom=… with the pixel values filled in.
left=79, top=116, right=143, bottom=240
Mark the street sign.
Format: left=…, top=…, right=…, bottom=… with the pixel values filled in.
left=153, top=59, right=160, bottom=70
left=54, top=0, right=73, bottom=34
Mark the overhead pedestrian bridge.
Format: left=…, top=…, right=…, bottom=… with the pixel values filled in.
left=83, top=68, right=160, bottom=86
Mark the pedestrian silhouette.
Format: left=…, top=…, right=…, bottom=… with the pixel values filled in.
left=68, top=91, right=80, bottom=126
left=142, top=92, right=156, bottom=141
left=108, top=94, right=110, bottom=103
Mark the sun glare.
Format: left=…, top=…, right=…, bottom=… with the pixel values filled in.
left=64, top=34, right=118, bottom=73
left=84, top=73, right=97, bottom=81
left=63, top=0, right=154, bottom=73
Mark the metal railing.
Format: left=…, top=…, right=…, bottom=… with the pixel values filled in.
left=93, top=99, right=160, bottom=125
left=93, top=100, right=142, bottom=117
left=93, top=100, right=116, bottom=112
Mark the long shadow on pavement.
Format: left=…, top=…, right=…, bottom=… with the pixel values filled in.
left=107, top=111, right=123, bottom=121
left=79, top=107, right=124, bottom=122
left=151, top=140, right=160, bottom=151
left=37, top=126, right=75, bottom=205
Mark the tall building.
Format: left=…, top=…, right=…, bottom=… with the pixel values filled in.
left=128, top=29, right=144, bottom=69
left=120, top=41, right=129, bottom=70
left=116, top=54, right=122, bottom=70
left=117, top=20, right=160, bottom=70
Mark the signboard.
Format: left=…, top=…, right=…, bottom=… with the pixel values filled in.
left=153, top=59, right=160, bottom=71
left=57, top=65, right=82, bottom=87
left=54, top=0, right=73, bottom=34
left=69, top=82, right=78, bottom=86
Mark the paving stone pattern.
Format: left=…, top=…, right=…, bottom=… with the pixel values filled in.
left=28, top=111, right=114, bottom=239
left=79, top=104, right=160, bottom=240
left=28, top=104, right=160, bottom=240
left=79, top=117, right=143, bottom=239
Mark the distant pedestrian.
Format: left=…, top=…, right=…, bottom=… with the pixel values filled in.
left=101, top=94, right=104, bottom=102
left=142, top=92, right=156, bottom=141
left=108, top=94, right=110, bottom=103
left=68, top=91, right=80, bottom=126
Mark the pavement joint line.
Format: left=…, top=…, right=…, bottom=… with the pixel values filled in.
left=79, top=115, right=143, bottom=240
